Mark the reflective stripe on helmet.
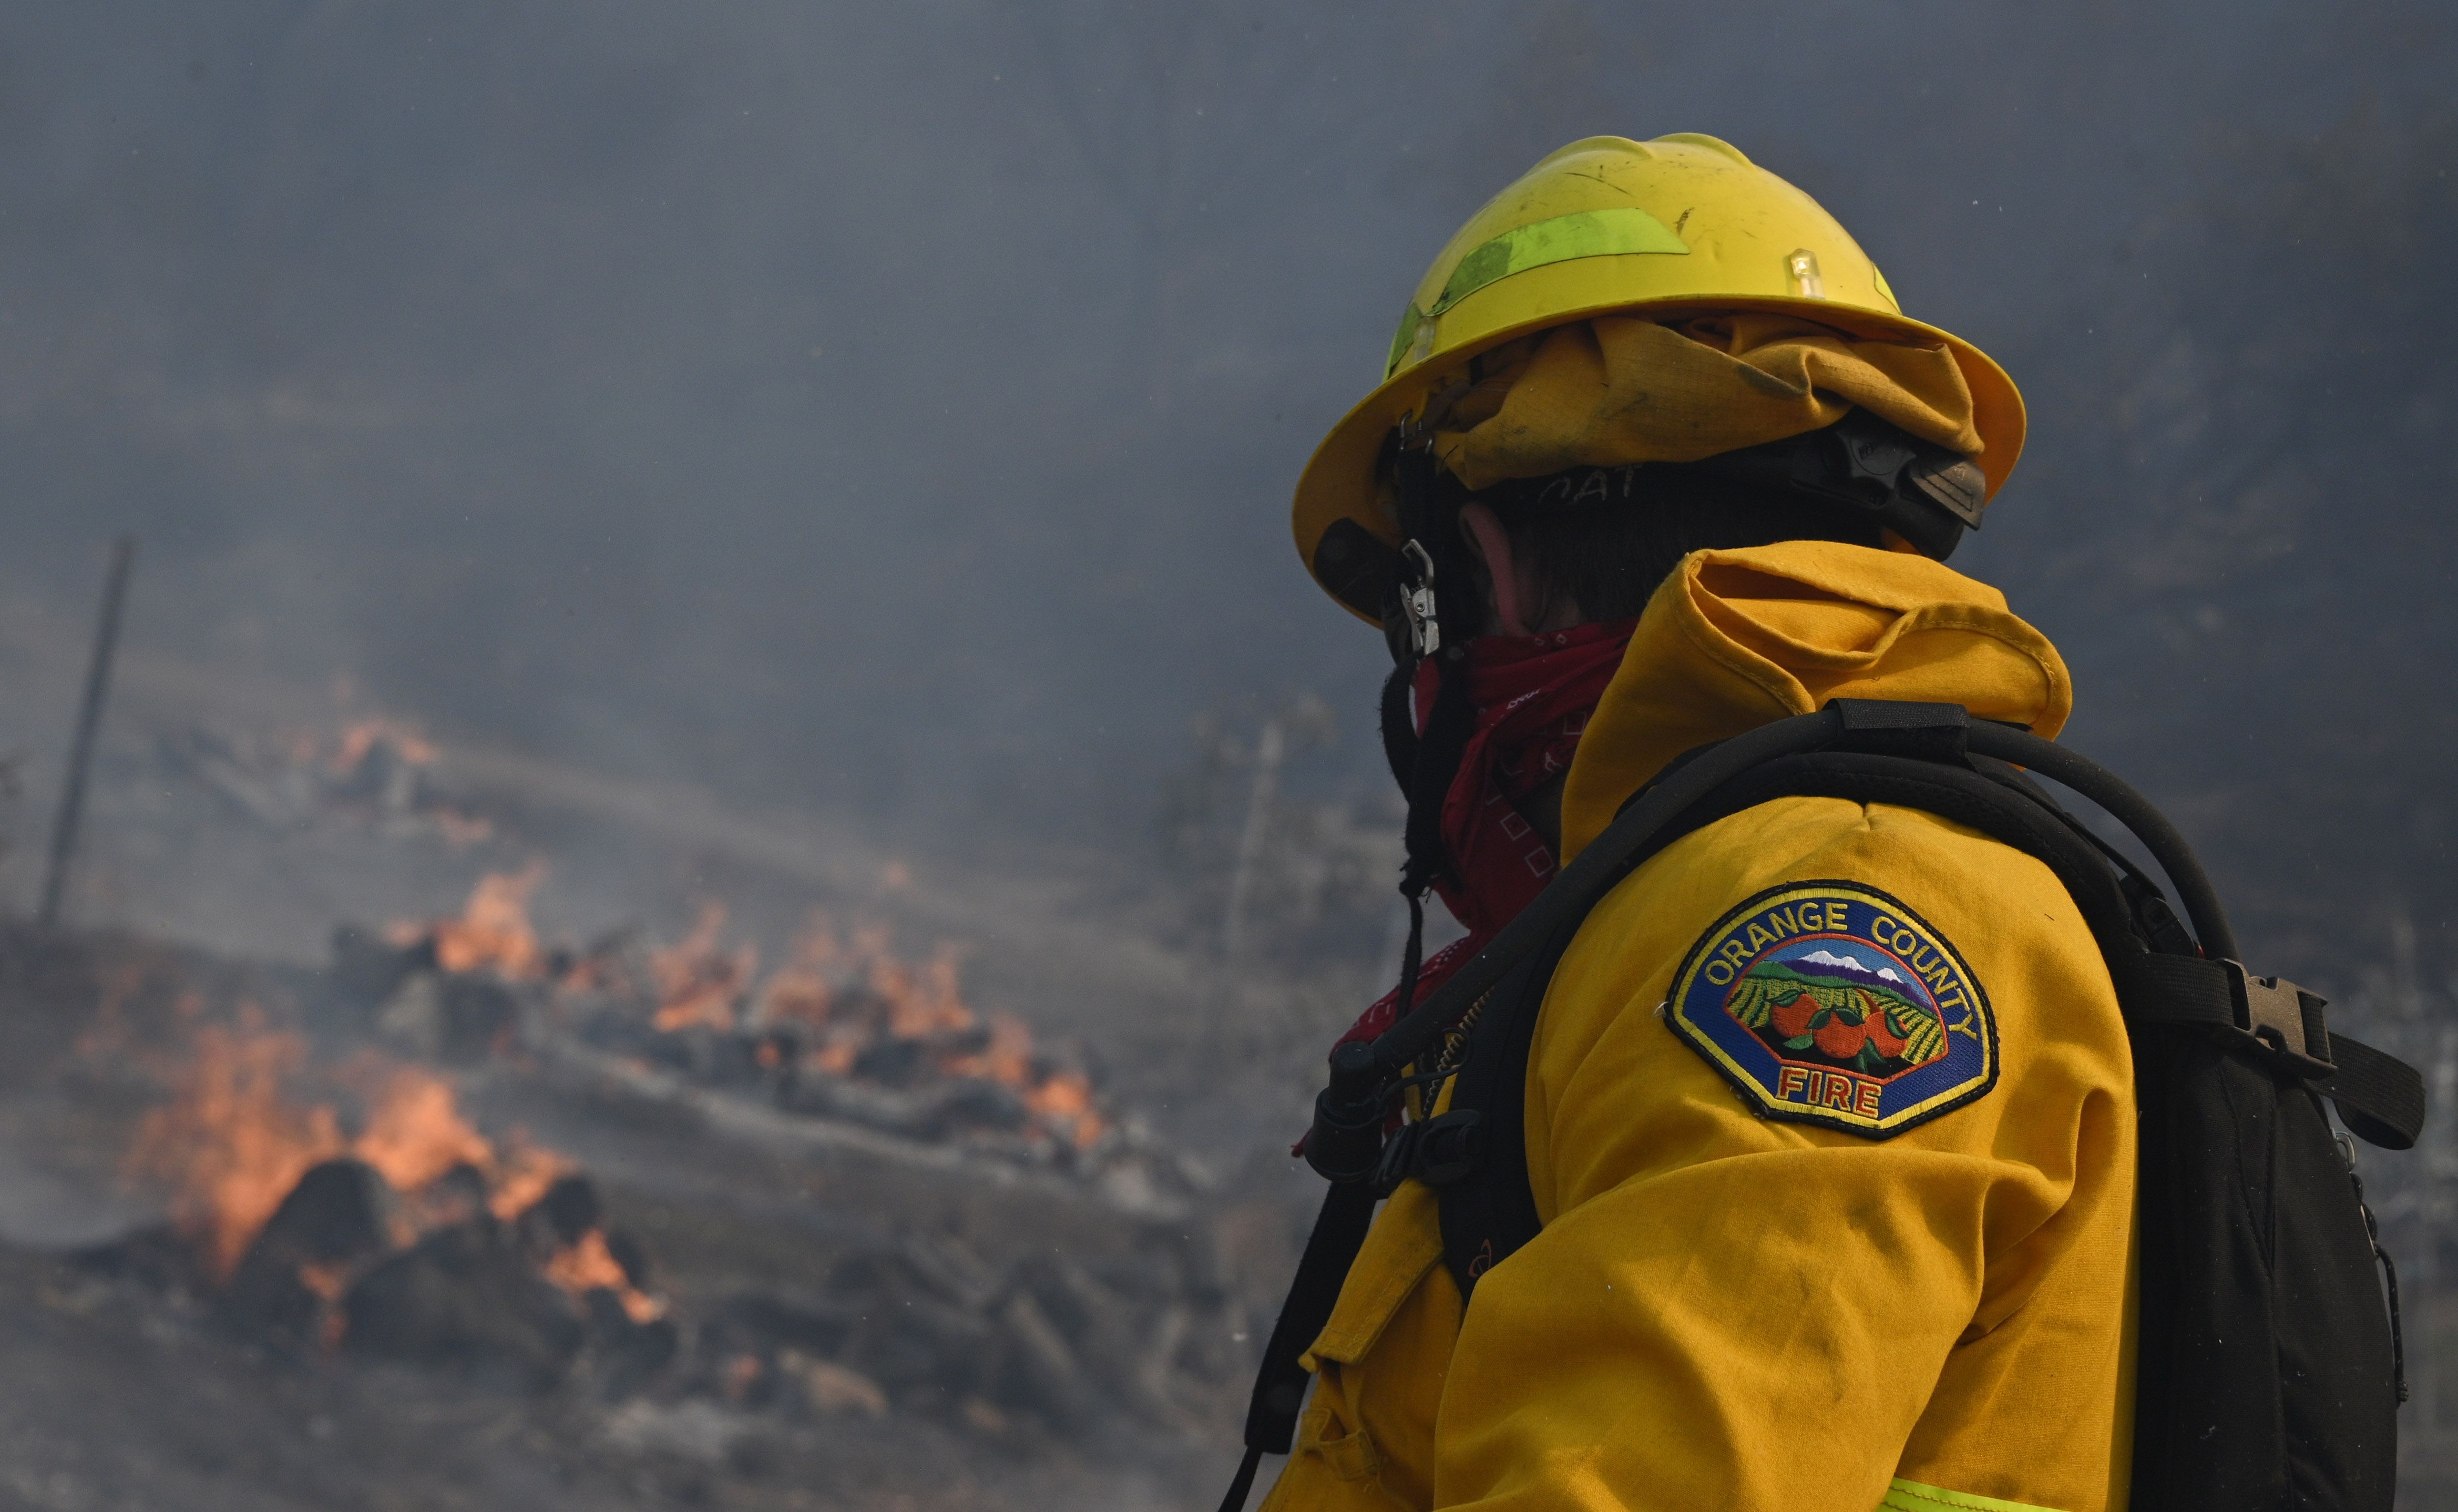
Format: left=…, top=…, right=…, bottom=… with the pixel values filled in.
left=1438, top=205, right=1691, bottom=314
left=1386, top=205, right=1692, bottom=378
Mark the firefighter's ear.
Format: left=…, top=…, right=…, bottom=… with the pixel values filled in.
left=1458, top=503, right=1530, bottom=638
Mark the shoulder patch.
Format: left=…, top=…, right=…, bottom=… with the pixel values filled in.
left=1665, top=880, right=1996, bottom=1138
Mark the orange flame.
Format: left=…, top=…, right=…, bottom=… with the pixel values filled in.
left=1024, top=1071, right=1108, bottom=1150
left=350, top=1064, right=494, bottom=1193
left=725, top=918, right=1108, bottom=1150
left=810, top=1032, right=862, bottom=1076
left=385, top=869, right=1122, bottom=1159
left=420, top=864, right=546, bottom=978
left=486, top=1134, right=574, bottom=1223
left=649, top=902, right=759, bottom=1033
left=876, top=942, right=973, bottom=1039
left=125, top=1007, right=675, bottom=1339
left=332, top=716, right=439, bottom=772
left=749, top=912, right=839, bottom=1027
left=938, top=1013, right=1033, bottom=1087
left=541, top=1229, right=665, bottom=1323
left=124, top=1010, right=343, bottom=1279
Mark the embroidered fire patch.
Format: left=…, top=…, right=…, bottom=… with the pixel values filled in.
left=1666, top=881, right=1997, bottom=1138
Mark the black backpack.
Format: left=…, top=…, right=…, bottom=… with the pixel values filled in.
left=1225, top=699, right=2426, bottom=1512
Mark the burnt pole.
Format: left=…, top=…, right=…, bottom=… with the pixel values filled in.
left=37, top=536, right=135, bottom=928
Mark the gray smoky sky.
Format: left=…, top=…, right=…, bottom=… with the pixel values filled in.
left=0, top=3, right=2450, bottom=960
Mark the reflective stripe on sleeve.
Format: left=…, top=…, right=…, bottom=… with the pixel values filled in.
left=1877, top=1479, right=2063, bottom=1512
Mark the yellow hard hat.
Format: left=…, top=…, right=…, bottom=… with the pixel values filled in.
left=1294, top=133, right=2026, bottom=621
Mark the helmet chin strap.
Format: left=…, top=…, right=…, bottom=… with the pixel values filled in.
left=1382, top=413, right=1478, bottom=1020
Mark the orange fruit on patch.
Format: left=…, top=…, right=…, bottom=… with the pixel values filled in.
left=1863, top=1000, right=1908, bottom=1058
left=1769, top=994, right=1817, bottom=1039
left=1813, top=1016, right=1867, bottom=1059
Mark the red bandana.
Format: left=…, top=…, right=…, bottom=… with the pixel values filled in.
left=1326, top=618, right=1636, bottom=1060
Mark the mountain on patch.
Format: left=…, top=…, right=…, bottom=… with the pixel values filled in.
left=1780, top=947, right=1916, bottom=996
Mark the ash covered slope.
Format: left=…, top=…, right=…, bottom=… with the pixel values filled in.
left=0, top=917, right=1293, bottom=1512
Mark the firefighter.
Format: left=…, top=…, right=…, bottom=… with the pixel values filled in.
left=1267, top=136, right=2134, bottom=1512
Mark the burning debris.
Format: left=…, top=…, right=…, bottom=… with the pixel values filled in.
left=111, top=1017, right=667, bottom=1386
left=71, top=939, right=1252, bottom=1458
left=346, top=872, right=1155, bottom=1183
left=159, top=714, right=493, bottom=845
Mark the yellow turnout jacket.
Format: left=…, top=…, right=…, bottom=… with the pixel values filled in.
left=1261, top=541, right=2136, bottom=1512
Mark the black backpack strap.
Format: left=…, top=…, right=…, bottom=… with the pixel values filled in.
left=1220, top=1181, right=1377, bottom=1512
left=1220, top=945, right=1547, bottom=1512
left=2324, top=1036, right=2429, bottom=1151
left=1428, top=938, right=1557, bottom=1297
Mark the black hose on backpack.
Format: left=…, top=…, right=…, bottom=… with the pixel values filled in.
left=1963, top=723, right=2238, bottom=962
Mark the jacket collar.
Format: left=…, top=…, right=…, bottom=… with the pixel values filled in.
left=1557, top=540, right=2073, bottom=862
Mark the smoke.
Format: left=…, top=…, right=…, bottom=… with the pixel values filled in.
left=0, top=1, right=2447, bottom=968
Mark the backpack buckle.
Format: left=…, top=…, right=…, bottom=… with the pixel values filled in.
left=2222, top=960, right=2335, bottom=1078
left=1373, top=1109, right=1485, bottom=1194
left=1306, top=1040, right=1393, bottom=1185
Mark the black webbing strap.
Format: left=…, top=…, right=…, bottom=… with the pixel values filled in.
left=1378, top=660, right=1418, bottom=792
left=1222, top=1181, right=1378, bottom=1512
left=2109, top=953, right=2425, bottom=1149
left=1433, top=939, right=1560, bottom=1299
left=2107, top=951, right=2241, bottom=1029
left=2326, top=1037, right=2429, bottom=1151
